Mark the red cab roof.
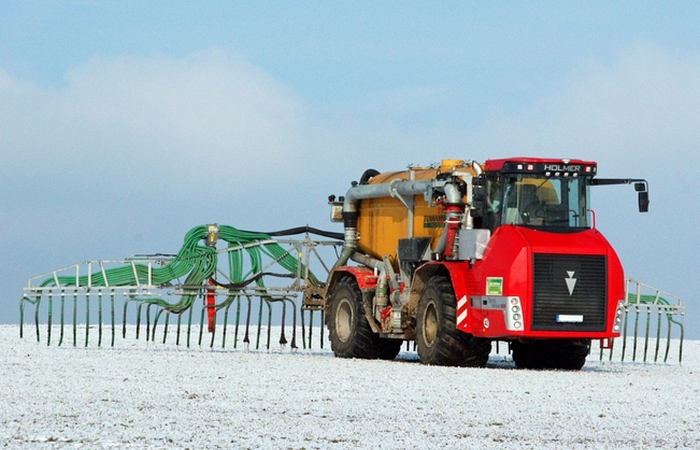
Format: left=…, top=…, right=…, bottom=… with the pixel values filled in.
left=484, top=157, right=597, bottom=171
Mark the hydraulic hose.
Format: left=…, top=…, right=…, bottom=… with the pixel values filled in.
left=241, top=226, right=343, bottom=241
left=40, top=224, right=323, bottom=301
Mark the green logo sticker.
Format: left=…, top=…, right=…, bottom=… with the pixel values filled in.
left=486, top=277, right=503, bottom=296
left=423, top=214, right=446, bottom=229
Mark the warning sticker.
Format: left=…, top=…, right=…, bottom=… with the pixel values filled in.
left=486, top=277, right=503, bottom=296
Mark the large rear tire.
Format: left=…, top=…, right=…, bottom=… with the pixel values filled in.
left=511, top=339, right=590, bottom=370
left=327, top=277, right=379, bottom=359
left=415, top=276, right=491, bottom=367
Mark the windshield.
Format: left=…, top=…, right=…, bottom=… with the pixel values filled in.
left=484, top=175, right=591, bottom=230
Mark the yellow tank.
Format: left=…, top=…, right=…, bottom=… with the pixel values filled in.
left=355, top=160, right=478, bottom=261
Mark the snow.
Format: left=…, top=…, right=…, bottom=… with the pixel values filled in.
left=1, top=325, right=698, bottom=449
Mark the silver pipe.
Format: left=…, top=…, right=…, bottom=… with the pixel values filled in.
left=444, top=182, right=463, bottom=205
left=332, top=227, right=358, bottom=268
left=342, top=179, right=434, bottom=214
left=432, top=181, right=464, bottom=256
left=335, top=178, right=434, bottom=268
left=351, top=252, right=383, bottom=269
left=434, top=228, right=447, bottom=255
left=351, top=253, right=389, bottom=319
left=472, top=161, right=483, bottom=176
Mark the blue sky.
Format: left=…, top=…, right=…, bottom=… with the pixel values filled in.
left=1, top=2, right=699, bottom=337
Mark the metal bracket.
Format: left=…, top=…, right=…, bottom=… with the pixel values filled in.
left=388, top=179, right=415, bottom=210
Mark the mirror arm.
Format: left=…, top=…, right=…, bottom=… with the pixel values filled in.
left=590, top=178, right=649, bottom=213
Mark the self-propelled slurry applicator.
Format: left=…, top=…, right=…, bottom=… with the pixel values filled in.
left=21, top=157, right=685, bottom=368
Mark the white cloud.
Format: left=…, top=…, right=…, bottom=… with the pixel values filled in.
left=0, top=48, right=310, bottom=196
left=309, top=45, right=700, bottom=181
left=474, top=43, right=700, bottom=171
left=0, top=68, right=20, bottom=93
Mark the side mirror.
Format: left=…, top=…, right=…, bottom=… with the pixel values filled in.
left=634, top=181, right=649, bottom=212
left=591, top=178, right=649, bottom=213
left=638, top=191, right=649, bottom=213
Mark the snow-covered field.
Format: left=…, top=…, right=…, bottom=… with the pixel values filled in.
left=1, top=324, right=698, bottom=449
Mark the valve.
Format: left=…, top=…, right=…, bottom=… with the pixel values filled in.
left=206, top=224, right=219, bottom=247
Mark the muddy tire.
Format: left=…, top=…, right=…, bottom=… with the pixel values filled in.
left=327, top=277, right=378, bottom=359
left=415, top=276, right=491, bottom=367
left=512, top=339, right=590, bottom=370
left=510, top=341, right=537, bottom=369
left=377, top=339, right=403, bottom=360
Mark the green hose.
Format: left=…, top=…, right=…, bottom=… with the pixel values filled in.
left=23, top=224, right=326, bottom=349
left=37, top=224, right=318, bottom=314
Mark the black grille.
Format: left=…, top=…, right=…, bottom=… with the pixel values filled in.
left=532, top=254, right=607, bottom=332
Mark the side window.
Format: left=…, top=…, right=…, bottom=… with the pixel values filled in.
left=483, top=178, right=502, bottom=230
left=568, top=179, right=590, bottom=227
left=486, top=179, right=502, bottom=213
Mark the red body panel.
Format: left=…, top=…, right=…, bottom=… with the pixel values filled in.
left=447, top=225, right=624, bottom=339
left=331, top=266, right=377, bottom=290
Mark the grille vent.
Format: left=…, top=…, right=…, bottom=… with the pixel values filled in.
left=532, top=254, right=607, bottom=332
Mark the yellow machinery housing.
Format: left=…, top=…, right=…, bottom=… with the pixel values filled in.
left=355, top=159, right=478, bottom=263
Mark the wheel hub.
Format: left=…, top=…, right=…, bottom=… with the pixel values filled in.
left=423, top=301, right=438, bottom=347
left=335, top=298, right=353, bottom=343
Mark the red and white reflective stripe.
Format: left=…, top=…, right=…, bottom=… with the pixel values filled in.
left=456, top=295, right=469, bottom=328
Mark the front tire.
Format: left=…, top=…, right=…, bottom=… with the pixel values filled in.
left=327, top=277, right=378, bottom=359
left=511, top=339, right=590, bottom=370
left=415, top=276, right=491, bottom=367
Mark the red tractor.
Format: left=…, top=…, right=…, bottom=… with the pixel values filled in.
left=325, top=158, right=648, bottom=369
